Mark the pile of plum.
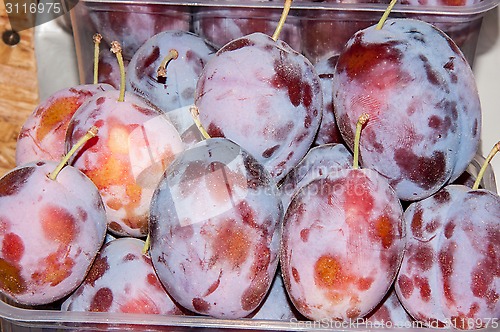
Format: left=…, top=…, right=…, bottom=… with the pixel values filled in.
left=0, top=1, right=498, bottom=330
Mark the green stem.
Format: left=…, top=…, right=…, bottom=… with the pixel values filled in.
left=190, top=106, right=211, bottom=140
left=111, top=41, right=126, bottom=102
left=376, top=0, right=398, bottom=30
left=142, top=234, right=151, bottom=255
left=93, top=33, right=102, bottom=85
left=272, top=0, right=293, bottom=42
left=353, top=113, right=370, bottom=170
left=472, top=141, right=500, bottom=190
left=48, top=126, right=98, bottom=181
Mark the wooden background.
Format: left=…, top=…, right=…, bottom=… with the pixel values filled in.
left=0, top=1, right=39, bottom=177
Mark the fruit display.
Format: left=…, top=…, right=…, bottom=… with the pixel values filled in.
left=0, top=0, right=498, bottom=330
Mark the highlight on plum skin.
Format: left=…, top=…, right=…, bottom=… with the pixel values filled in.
left=149, top=138, right=283, bottom=319
left=0, top=161, right=107, bottom=306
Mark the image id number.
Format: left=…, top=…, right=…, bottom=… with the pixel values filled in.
left=5, top=1, right=62, bottom=15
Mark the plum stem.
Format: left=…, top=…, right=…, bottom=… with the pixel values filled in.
left=111, top=41, right=126, bottom=102
left=272, top=0, right=293, bottom=42
left=353, top=113, right=370, bottom=170
left=157, top=49, right=179, bottom=79
left=376, top=0, right=398, bottom=30
left=190, top=106, right=211, bottom=139
left=93, top=33, right=102, bottom=85
left=48, top=126, right=98, bottom=181
left=142, top=234, right=150, bottom=255
left=472, top=141, right=500, bottom=190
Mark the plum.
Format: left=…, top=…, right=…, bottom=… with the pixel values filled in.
left=397, top=184, right=499, bottom=329
left=66, top=89, right=184, bottom=237
left=194, top=31, right=322, bottom=181
left=61, top=237, right=187, bottom=315
left=281, top=167, right=406, bottom=321
left=127, top=30, right=217, bottom=114
left=396, top=144, right=500, bottom=329
left=281, top=114, right=405, bottom=321
left=16, top=83, right=112, bottom=166
left=66, top=42, right=184, bottom=237
left=149, top=138, right=283, bottom=318
left=332, top=18, right=481, bottom=201
left=279, top=143, right=352, bottom=211
left=0, top=158, right=107, bottom=305
left=313, top=55, right=344, bottom=146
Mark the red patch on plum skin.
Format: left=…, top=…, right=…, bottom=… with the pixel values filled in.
left=292, top=267, right=300, bottom=283
left=262, top=145, right=280, bottom=159
left=209, top=219, right=251, bottom=269
left=90, top=287, right=113, bottom=312
left=138, top=46, right=160, bottom=80
left=398, top=274, right=414, bottom=299
left=270, top=59, right=312, bottom=109
left=207, top=123, right=224, bottom=138
left=414, top=275, right=432, bottom=302
left=408, top=244, right=434, bottom=272
left=2, top=233, right=24, bottom=263
left=393, top=149, right=447, bottom=191
left=438, top=242, right=456, bottom=305
left=218, top=38, right=255, bottom=54
left=0, top=167, right=36, bottom=197
left=31, top=250, right=75, bottom=287
left=241, top=275, right=270, bottom=311
left=411, top=207, right=424, bottom=239
left=192, top=297, right=211, bottom=313
left=357, top=277, right=374, bottom=291
left=471, top=242, right=498, bottom=308
left=300, top=228, right=309, bottom=242
left=336, top=35, right=402, bottom=82
left=85, top=255, right=109, bottom=287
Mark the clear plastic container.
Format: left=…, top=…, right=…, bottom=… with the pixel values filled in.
left=2, top=1, right=499, bottom=330
left=70, top=0, right=500, bottom=85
